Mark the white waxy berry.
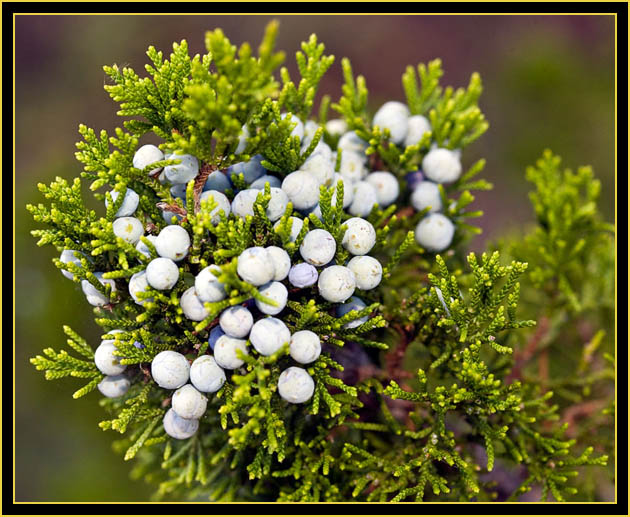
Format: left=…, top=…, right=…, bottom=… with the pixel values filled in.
left=339, top=150, right=368, bottom=182
left=155, top=225, right=190, bottom=261
left=170, top=183, right=187, bottom=200
left=59, top=249, right=83, bottom=280
left=94, top=331, right=126, bottom=375
left=228, top=155, right=266, bottom=184
left=128, top=270, right=153, bottom=306
left=341, top=217, right=376, bottom=256
left=414, top=213, right=455, bottom=252
left=97, top=375, right=130, bottom=398
left=273, top=217, right=303, bottom=243
left=347, top=256, right=383, bottom=290
left=289, top=330, right=321, bottom=364
left=281, top=170, right=321, bottom=210
left=81, top=272, right=117, bottom=306
left=255, top=281, right=288, bottom=315
left=300, top=229, right=337, bottom=267
left=231, top=189, right=260, bottom=220
left=404, top=115, right=432, bottom=147
left=373, top=101, right=410, bottom=145
left=146, top=257, right=179, bottom=290
left=277, top=367, right=315, bottom=404
left=282, top=113, right=305, bottom=140
left=337, top=131, right=368, bottom=157
left=331, top=173, right=354, bottom=208
left=336, top=296, right=368, bottom=328
left=236, top=247, right=276, bottom=286
left=303, top=119, right=320, bottom=141
left=164, top=153, right=199, bottom=184
left=190, top=355, right=226, bottom=393
left=250, top=174, right=282, bottom=190
left=303, top=139, right=333, bottom=162
left=348, top=181, right=378, bottom=217
left=422, top=148, right=462, bottom=183
left=249, top=317, right=291, bottom=356
left=200, top=190, right=231, bottom=224
left=235, top=124, right=249, bottom=155
left=265, top=246, right=291, bottom=281
left=106, top=188, right=140, bottom=217
left=411, top=181, right=443, bottom=213
left=208, top=326, right=225, bottom=351
left=203, top=170, right=232, bottom=193
left=213, top=335, right=248, bottom=369
left=151, top=350, right=190, bottom=389
left=219, top=305, right=254, bottom=338
left=113, top=217, right=144, bottom=244
left=195, top=264, right=226, bottom=303
left=365, top=171, right=400, bottom=207
left=325, top=118, right=348, bottom=136
left=133, top=144, right=164, bottom=174
left=163, top=408, right=198, bottom=440
left=288, top=263, right=318, bottom=288
left=180, top=287, right=210, bottom=322
left=301, top=153, right=334, bottom=186
left=172, top=384, right=208, bottom=420
left=318, top=265, right=356, bottom=303
left=136, top=235, right=157, bottom=259
left=265, top=187, right=289, bottom=222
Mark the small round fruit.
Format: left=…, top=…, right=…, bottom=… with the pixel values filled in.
left=219, top=306, right=253, bottom=338
left=273, top=217, right=304, bottom=242
left=337, top=131, right=368, bottom=157
left=146, top=257, right=179, bottom=290
left=128, top=270, right=153, bottom=306
left=164, top=153, right=199, bottom=184
left=180, top=287, right=210, bottom=322
left=236, top=247, right=276, bottom=286
left=339, top=150, right=368, bottom=182
left=133, top=144, right=164, bottom=175
left=151, top=350, right=190, bottom=390
left=281, top=170, right=320, bottom=210
left=325, top=118, right=348, bottom=136
left=163, top=408, right=198, bottom=440
left=265, top=246, right=291, bottom=281
left=277, top=367, right=315, bottom=403
left=266, top=187, right=289, bottom=222
left=422, top=148, right=462, bottom=183
left=200, top=190, right=231, bottom=224
left=317, top=265, right=356, bottom=303
left=347, top=255, right=383, bottom=290
left=289, top=330, right=321, bottom=364
left=250, top=174, right=282, bottom=190
left=348, top=181, right=378, bottom=217
left=299, top=229, right=337, bottom=266
left=81, top=272, right=117, bottom=307
left=155, top=225, right=190, bottom=261
left=195, top=264, right=226, bottom=303
left=94, top=334, right=126, bottom=376
left=207, top=326, right=225, bottom=351
left=172, top=384, right=208, bottom=420
left=331, top=173, right=354, bottom=208
left=213, top=335, right=248, bottom=369
left=59, top=249, right=83, bottom=280
left=249, top=317, right=291, bottom=356
left=336, top=296, right=368, bottom=328
left=288, top=263, right=318, bottom=288
left=301, top=153, right=334, bottom=186
left=282, top=113, right=305, bottom=140
left=404, top=170, right=425, bottom=190
left=404, top=115, right=432, bottom=147
left=106, top=188, right=140, bottom=217
left=190, top=355, right=226, bottom=393
left=341, top=217, right=376, bottom=256
left=231, top=188, right=260, bottom=219
left=112, top=217, right=144, bottom=244
left=373, top=101, right=410, bottom=145
left=228, top=154, right=266, bottom=183
left=414, top=213, right=455, bottom=252
left=136, top=235, right=157, bottom=259
left=365, top=171, right=399, bottom=207
left=255, top=281, right=288, bottom=315
left=203, top=170, right=231, bottom=193
left=97, top=375, right=130, bottom=398
left=411, top=181, right=443, bottom=213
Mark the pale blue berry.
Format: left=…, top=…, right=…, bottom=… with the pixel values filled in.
left=414, top=213, right=455, bottom=252
left=365, top=171, right=399, bottom=207
left=133, top=144, right=164, bottom=174
left=255, top=281, right=288, bottom=315
left=106, top=188, right=139, bottom=217
left=128, top=270, right=153, bottom=306
left=190, top=355, right=226, bottom=393
left=288, top=263, right=318, bottom=288
left=301, top=153, right=334, bottom=186
left=250, top=174, right=282, bottom=190
left=300, top=229, right=337, bottom=266
left=411, top=181, right=442, bottom=213
left=180, top=287, right=210, bottom=322
left=94, top=330, right=126, bottom=375
left=282, top=113, right=305, bottom=140
left=172, top=384, right=207, bottom=420
left=155, top=225, right=190, bottom=261
left=249, top=317, right=290, bottom=356
left=200, top=190, right=231, bottom=224
left=81, top=272, right=116, bottom=306
left=341, top=217, right=376, bottom=256
left=146, top=257, right=179, bottom=290
left=277, top=367, right=314, bottom=403
left=170, top=183, right=187, bottom=200
left=164, top=153, right=199, bottom=184
left=228, top=154, right=265, bottom=183
left=373, top=101, right=410, bottom=145
left=237, top=247, right=275, bottom=286
left=347, top=256, right=382, bottom=290
left=59, top=249, right=83, bottom=280
left=336, top=296, right=368, bottom=328
left=273, top=217, right=303, bottom=243
left=195, top=264, right=226, bottom=303
left=265, top=187, right=289, bottom=222
left=348, top=181, right=378, bottom=217
left=207, top=326, right=225, bottom=351
left=339, top=150, right=368, bottom=182
left=289, top=330, right=321, bottom=364
left=281, top=170, right=320, bottom=210
left=331, top=173, right=354, bottom=208
left=203, top=170, right=232, bottom=193
left=266, top=246, right=291, bottom=281
left=337, top=131, right=368, bottom=157
left=219, top=305, right=253, bottom=338
left=151, top=350, right=190, bottom=389
left=213, top=335, right=248, bottom=369
left=163, top=408, right=198, bottom=440
left=318, top=265, right=356, bottom=303
left=98, top=375, right=130, bottom=398
left=235, top=124, right=249, bottom=155
left=422, top=148, right=462, bottom=183
left=113, top=217, right=144, bottom=244
left=231, top=189, right=260, bottom=219
left=404, top=115, right=432, bottom=147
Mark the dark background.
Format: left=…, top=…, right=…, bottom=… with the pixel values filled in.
left=14, top=14, right=615, bottom=501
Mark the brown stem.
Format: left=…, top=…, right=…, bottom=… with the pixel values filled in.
left=505, top=316, right=550, bottom=385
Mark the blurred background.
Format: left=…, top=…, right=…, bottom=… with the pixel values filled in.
left=14, top=14, right=615, bottom=502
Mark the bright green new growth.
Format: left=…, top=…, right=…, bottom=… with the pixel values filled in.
left=27, top=22, right=613, bottom=502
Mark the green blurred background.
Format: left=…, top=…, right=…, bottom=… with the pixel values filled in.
left=14, top=14, right=615, bottom=502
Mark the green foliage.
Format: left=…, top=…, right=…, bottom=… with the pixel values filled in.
left=26, top=25, right=613, bottom=503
